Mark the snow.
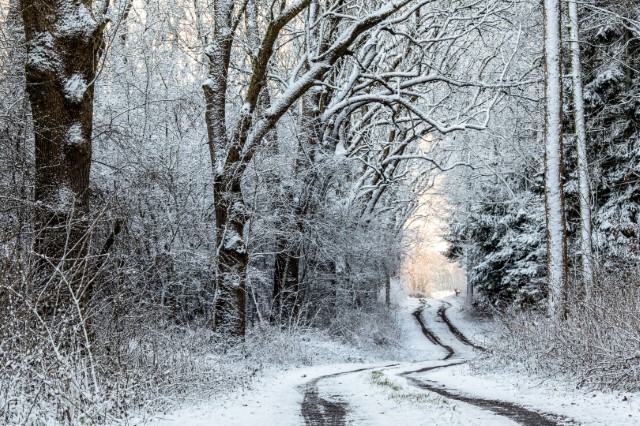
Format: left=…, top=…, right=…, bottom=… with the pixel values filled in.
left=56, top=2, right=98, bottom=39
left=584, top=67, right=623, bottom=105
left=144, top=294, right=640, bottom=425
left=320, top=366, right=517, bottom=425
left=224, top=231, right=245, bottom=253
left=202, top=78, right=215, bottom=89
left=64, top=73, right=88, bottom=103
left=429, top=363, right=640, bottom=425
left=53, top=186, right=75, bottom=212
left=66, top=123, right=84, bottom=145
left=152, top=364, right=364, bottom=426
left=26, top=32, right=59, bottom=71
left=158, top=363, right=514, bottom=425
left=215, top=158, right=225, bottom=177
left=429, top=296, right=640, bottom=425
left=151, top=298, right=508, bottom=426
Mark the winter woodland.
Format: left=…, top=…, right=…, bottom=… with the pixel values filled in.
left=1, top=0, right=640, bottom=424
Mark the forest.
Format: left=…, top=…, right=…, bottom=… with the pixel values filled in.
left=1, top=0, right=640, bottom=424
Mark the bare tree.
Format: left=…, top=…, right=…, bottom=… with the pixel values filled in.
left=567, top=0, right=594, bottom=297
left=200, top=0, right=425, bottom=337
left=542, top=0, right=568, bottom=320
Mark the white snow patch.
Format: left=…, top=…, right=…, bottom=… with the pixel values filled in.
left=224, top=232, right=245, bottom=253
left=26, top=32, right=59, bottom=71
left=202, top=78, right=215, bottom=89
left=66, top=124, right=84, bottom=145
left=340, top=367, right=517, bottom=425
left=203, top=44, right=218, bottom=57
left=56, top=2, right=98, bottom=39
left=64, top=73, right=88, bottom=103
left=427, top=363, right=640, bottom=425
left=215, top=158, right=225, bottom=177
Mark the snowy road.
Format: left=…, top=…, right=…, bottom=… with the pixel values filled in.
left=156, top=296, right=640, bottom=425
left=299, top=298, right=572, bottom=425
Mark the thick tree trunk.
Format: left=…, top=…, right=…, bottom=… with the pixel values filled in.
left=21, top=0, right=104, bottom=313
left=542, top=0, right=568, bottom=320
left=201, top=0, right=245, bottom=337
left=212, top=172, right=249, bottom=337
left=568, top=0, right=594, bottom=298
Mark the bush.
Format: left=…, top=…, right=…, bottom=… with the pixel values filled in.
left=481, top=269, right=640, bottom=391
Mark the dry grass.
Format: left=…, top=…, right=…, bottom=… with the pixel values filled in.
left=482, top=270, right=640, bottom=391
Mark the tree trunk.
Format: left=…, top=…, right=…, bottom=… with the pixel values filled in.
left=21, top=0, right=104, bottom=314
left=270, top=92, right=322, bottom=323
left=212, top=171, right=249, bottom=337
left=542, top=0, right=568, bottom=320
left=382, top=262, right=391, bottom=307
left=201, top=0, right=247, bottom=337
left=568, top=0, right=594, bottom=298
left=271, top=240, right=301, bottom=326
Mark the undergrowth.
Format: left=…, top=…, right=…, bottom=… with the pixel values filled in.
left=478, top=270, right=640, bottom=391
left=0, top=306, right=403, bottom=425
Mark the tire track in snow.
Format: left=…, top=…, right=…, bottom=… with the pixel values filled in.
left=413, top=301, right=455, bottom=360
left=405, top=301, right=576, bottom=426
left=301, top=373, right=349, bottom=425
left=437, top=303, right=485, bottom=351
left=300, top=364, right=398, bottom=425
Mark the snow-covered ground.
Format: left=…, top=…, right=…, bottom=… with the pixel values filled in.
left=146, top=293, right=640, bottom=425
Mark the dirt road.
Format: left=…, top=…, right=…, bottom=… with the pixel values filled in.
left=300, top=299, right=575, bottom=425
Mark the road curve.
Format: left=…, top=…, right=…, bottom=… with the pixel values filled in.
left=300, top=364, right=398, bottom=425
left=406, top=302, right=576, bottom=426
left=299, top=299, right=576, bottom=425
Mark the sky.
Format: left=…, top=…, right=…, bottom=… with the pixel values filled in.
left=403, top=176, right=467, bottom=294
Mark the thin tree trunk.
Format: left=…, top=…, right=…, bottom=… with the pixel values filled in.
left=542, top=0, right=568, bottom=321
left=568, top=0, right=594, bottom=298
left=21, top=0, right=105, bottom=314
left=382, top=262, right=391, bottom=307
left=271, top=242, right=300, bottom=325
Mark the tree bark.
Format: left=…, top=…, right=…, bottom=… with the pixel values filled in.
left=382, top=262, right=391, bottom=307
left=542, top=0, right=568, bottom=320
left=212, top=170, right=249, bottom=337
left=568, top=0, right=594, bottom=297
left=201, top=0, right=246, bottom=337
left=21, top=0, right=105, bottom=314
left=271, top=239, right=301, bottom=325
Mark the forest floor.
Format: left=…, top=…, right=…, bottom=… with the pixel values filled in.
left=149, top=294, right=640, bottom=425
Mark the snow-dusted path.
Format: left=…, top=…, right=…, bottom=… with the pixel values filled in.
left=155, top=295, right=640, bottom=425
left=299, top=298, right=571, bottom=425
